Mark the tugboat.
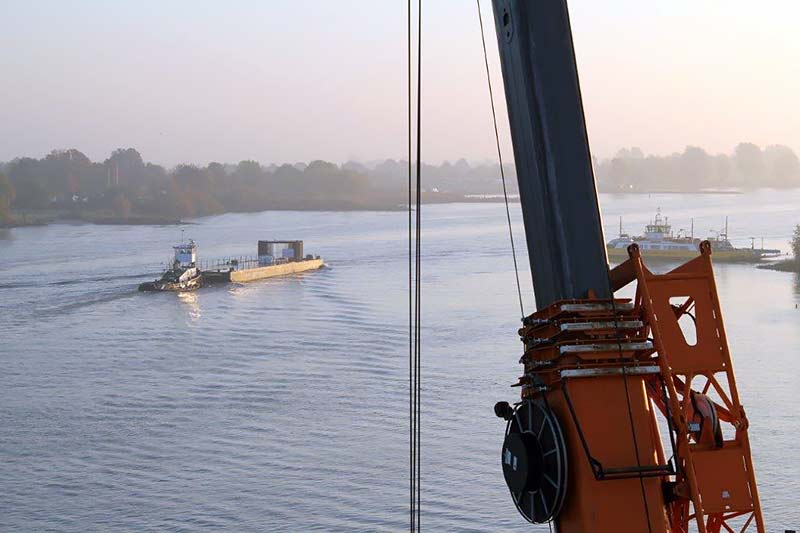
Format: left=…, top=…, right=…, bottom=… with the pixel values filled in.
left=139, top=240, right=203, bottom=292
left=606, top=209, right=779, bottom=262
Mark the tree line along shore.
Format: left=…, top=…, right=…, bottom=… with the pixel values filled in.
left=1, top=143, right=800, bottom=229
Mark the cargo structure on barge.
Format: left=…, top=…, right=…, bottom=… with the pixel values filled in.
left=202, top=240, right=324, bottom=284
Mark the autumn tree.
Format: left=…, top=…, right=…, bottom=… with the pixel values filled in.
left=111, top=191, right=132, bottom=218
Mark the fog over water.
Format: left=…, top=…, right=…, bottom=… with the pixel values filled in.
left=2, top=1, right=800, bottom=164
left=1, top=192, right=798, bottom=530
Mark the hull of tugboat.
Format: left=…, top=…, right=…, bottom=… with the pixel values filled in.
left=606, top=245, right=762, bottom=263
left=138, top=272, right=203, bottom=292
left=138, top=277, right=202, bottom=292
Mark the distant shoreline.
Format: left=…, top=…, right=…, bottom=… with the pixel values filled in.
left=598, top=189, right=744, bottom=195
left=4, top=210, right=183, bottom=228
left=459, top=189, right=747, bottom=200
left=0, top=188, right=787, bottom=228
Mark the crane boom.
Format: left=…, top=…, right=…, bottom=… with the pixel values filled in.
left=491, top=0, right=609, bottom=308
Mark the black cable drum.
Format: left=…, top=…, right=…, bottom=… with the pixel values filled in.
left=501, top=399, right=568, bottom=523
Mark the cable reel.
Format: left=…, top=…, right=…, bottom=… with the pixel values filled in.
left=688, top=391, right=723, bottom=448
left=496, top=399, right=569, bottom=523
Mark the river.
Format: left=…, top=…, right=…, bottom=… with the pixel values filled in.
left=1, top=191, right=798, bottom=531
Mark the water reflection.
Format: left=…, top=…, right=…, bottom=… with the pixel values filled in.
left=177, top=291, right=201, bottom=322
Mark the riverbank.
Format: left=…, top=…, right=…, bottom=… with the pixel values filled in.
left=1, top=199, right=417, bottom=228
left=758, top=259, right=800, bottom=272
left=2, top=209, right=182, bottom=228
left=1, top=190, right=760, bottom=230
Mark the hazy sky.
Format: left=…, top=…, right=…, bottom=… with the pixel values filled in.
left=2, top=1, right=800, bottom=166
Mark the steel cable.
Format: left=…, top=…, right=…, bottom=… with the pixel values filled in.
left=476, top=0, right=525, bottom=321
left=408, top=0, right=422, bottom=529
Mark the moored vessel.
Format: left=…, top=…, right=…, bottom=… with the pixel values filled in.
left=606, top=209, right=780, bottom=262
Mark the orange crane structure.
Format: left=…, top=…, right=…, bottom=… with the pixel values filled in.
left=489, top=1, right=765, bottom=531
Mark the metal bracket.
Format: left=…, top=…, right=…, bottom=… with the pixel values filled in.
left=561, top=377, right=677, bottom=481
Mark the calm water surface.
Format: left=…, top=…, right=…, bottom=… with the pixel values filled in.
left=1, top=192, right=798, bottom=531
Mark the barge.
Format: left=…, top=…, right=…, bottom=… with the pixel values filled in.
left=203, top=241, right=325, bottom=283
left=141, top=239, right=323, bottom=292
left=203, top=241, right=324, bottom=283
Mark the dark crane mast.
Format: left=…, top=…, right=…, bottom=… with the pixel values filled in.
left=490, top=1, right=765, bottom=532
left=491, top=0, right=609, bottom=308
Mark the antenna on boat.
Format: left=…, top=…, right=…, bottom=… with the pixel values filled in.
left=619, top=216, right=622, bottom=237
left=691, top=218, right=694, bottom=241
left=181, top=229, right=185, bottom=244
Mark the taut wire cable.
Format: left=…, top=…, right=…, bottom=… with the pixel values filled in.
left=476, top=0, right=525, bottom=320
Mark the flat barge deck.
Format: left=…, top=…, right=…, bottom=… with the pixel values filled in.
left=202, top=240, right=323, bottom=285
left=203, top=257, right=324, bottom=284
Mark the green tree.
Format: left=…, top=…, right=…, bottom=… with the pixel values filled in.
left=232, top=160, right=263, bottom=186
left=207, top=162, right=227, bottom=185
left=607, top=157, right=633, bottom=190
left=763, top=145, right=800, bottom=188
left=7, top=157, right=50, bottom=208
left=712, top=154, right=731, bottom=187
left=680, top=146, right=712, bottom=189
left=105, top=148, right=145, bottom=190
left=792, top=224, right=800, bottom=260
left=171, top=165, right=222, bottom=216
left=0, top=172, right=15, bottom=224
left=733, top=142, right=765, bottom=187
